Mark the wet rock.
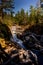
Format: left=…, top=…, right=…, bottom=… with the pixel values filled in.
left=40, top=49, right=43, bottom=54
left=19, top=32, right=42, bottom=50
left=18, top=49, right=38, bottom=65
left=34, top=44, right=42, bottom=50
left=40, top=35, right=43, bottom=43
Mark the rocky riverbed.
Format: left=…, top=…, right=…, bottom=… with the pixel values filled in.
left=0, top=32, right=43, bottom=65
left=0, top=24, right=43, bottom=65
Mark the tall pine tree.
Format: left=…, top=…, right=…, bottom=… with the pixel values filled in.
left=0, top=0, right=15, bottom=19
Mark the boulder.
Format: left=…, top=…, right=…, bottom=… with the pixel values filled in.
left=18, top=49, right=38, bottom=65
left=40, top=35, right=43, bottom=43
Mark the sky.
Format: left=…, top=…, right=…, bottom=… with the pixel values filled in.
left=15, top=0, right=38, bottom=13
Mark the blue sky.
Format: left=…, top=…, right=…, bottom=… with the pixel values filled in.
left=15, top=0, right=38, bottom=13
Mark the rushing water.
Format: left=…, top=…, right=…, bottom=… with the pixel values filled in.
left=11, top=33, right=25, bottom=49
left=10, top=33, right=43, bottom=65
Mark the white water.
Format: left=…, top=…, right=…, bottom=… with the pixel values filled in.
left=11, top=34, right=25, bottom=49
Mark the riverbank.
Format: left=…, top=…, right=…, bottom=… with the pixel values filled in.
left=0, top=23, right=43, bottom=65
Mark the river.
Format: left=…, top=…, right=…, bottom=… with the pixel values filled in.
left=10, top=33, right=43, bottom=65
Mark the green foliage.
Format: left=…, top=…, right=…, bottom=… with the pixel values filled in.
left=15, top=9, right=29, bottom=25
left=0, top=4, right=43, bottom=26
left=15, top=6, right=43, bottom=25
left=0, top=0, right=15, bottom=19
left=29, top=6, right=36, bottom=24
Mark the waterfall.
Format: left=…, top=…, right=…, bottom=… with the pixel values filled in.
left=10, top=33, right=25, bottom=49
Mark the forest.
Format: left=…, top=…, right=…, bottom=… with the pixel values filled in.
left=0, top=0, right=43, bottom=65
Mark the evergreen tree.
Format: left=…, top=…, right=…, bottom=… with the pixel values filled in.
left=0, top=0, right=15, bottom=19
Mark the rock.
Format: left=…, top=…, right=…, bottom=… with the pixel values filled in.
left=34, top=44, right=42, bottom=50
left=0, top=38, right=6, bottom=48
left=18, top=49, right=38, bottom=65
left=40, top=49, right=43, bottom=54
left=40, top=35, right=43, bottom=43
left=0, top=22, right=12, bottom=40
